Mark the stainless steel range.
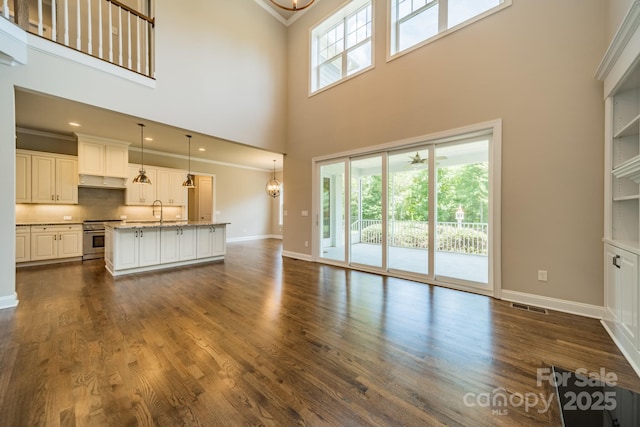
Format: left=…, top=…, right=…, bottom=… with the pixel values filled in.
left=82, top=220, right=121, bottom=260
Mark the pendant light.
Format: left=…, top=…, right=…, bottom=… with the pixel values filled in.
left=132, top=123, right=151, bottom=184
left=182, top=134, right=196, bottom=188
left=268, top=0, right=315, bottom=12
left=265, top=160, right=281, bottom=198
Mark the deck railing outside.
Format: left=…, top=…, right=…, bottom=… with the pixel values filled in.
left=1, top=0, right=154, bottom=78
left=351, top=219, right=489, bottom=256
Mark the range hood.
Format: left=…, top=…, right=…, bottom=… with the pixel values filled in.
left=78, top=174, right=127, bottom=189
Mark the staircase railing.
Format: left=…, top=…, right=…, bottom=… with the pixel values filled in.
left=1, top=0, right=154, bottom=78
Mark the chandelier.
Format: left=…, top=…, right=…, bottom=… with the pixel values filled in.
left=268, top=0, right=315, bottom=12
left=266, top=160, right=281, bottom=198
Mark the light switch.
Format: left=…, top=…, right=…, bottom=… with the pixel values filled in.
left=301, top=210, right=308, bottom=217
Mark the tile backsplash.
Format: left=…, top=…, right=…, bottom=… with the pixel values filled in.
left=16, top=188, right=185, bottom=223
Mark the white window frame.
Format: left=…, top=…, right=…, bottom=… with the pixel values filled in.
left=310, top=0, right=375, bottom=96
left=387, top=0, right=512, bottom=61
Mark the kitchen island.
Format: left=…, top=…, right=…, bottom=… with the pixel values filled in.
left=104, top=221, right=228, bottom=276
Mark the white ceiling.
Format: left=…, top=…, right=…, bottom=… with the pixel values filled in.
left=15, top=89, right=283, bottom=172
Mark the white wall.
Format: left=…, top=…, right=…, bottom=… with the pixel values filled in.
left=283, top=0, right=608, bottom=305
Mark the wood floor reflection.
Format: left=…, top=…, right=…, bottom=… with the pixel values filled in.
left=1, top=239, right=639, bottom=426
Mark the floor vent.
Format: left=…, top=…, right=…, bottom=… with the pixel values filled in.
left=510, top=302, right=548, bottom=314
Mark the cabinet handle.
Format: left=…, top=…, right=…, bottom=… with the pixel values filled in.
left=613, top=255, right=621, bottom=269
left=181, top=228, right=184, bottom=235
left=140, top=230, right=143, bottom=238
left=51, top=195, right=54, bottom=200
left=56, top=195, right=59, bottom=201
left=54, top=234, right=57, bottom=240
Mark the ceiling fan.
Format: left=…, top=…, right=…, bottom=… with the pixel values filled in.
left=408, top=152, right=447, bottom=167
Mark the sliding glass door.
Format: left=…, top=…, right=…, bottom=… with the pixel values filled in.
left=319, top=161, right=346, bottom=262
left=314, top=128, right=495, bottom=292
left=388, top=148, right=430, bottom=275
left=350, top=155, right=384, bottom=268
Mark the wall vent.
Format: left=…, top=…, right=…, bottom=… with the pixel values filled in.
left=510, top=302, right=548, bottom=314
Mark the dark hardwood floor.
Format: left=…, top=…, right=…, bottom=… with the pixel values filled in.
left=1, top=239, right=639, bottom=426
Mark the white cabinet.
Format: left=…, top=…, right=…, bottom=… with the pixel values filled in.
left=605, top=244, right=639, bottom=345
left=161, top=226, right=196, bottom=263
left=30, top=153, right=78, bottom=204
left=30, top=225, right=82, bottom=261
left=77, top=134, right=130, bottom=184
left=16, top=226, right=30, bottom=263
left=126, top=165, right=157, bottom=205
left=16, top=152, right=31, bottom=203
left=113, top=227, right=160, bottom=270
left=157, top=168, right=187, bottom=206
left=598, top=2, right=640, bottom=375
left=196, top=225, right=226, bottom=258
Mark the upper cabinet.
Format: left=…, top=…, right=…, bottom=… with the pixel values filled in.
left=76, top=133, right=130, bottom=188
left=17, top=150, right=78, bottom=204
left=156, top=168, right=187, bottom=206
left=126, top=165, right=187, bottom=206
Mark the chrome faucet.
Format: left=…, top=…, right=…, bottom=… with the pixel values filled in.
left=152, top=199, right=163, bottom=223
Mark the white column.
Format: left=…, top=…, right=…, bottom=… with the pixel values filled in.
left=0, top=77, right=18, bottom=309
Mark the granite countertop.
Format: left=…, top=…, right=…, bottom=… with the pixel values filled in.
left=105, top=220, right=230, bottom=230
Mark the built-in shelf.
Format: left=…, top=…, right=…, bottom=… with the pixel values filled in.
left=615, top=113, right=640, bottom=138
left=614, top=194, right=640, bottom=202
left=613, top=155, right=640, bottom=183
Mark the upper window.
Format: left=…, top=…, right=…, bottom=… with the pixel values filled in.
left=311, top=0, right=373, bottom=94
left=390, top=0, right=510, bottom=57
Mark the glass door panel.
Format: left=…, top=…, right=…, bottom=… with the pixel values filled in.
left=435, top=140, right=489, bottom=284
left=319, top=162, right=346, bottom=262
left=350, top=156, right=383, bottom=268
left=388, top=148, right=429, bottom=275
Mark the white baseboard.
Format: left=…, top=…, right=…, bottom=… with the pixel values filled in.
left=501, top=290, right=605, bottom=319
left=282, top=250, right=313, bottom=262
left=601, top=320, right=640, bottom=379
left=227, top=234, right=282, bottom=243
left=0, top=292, right=19, bottom=310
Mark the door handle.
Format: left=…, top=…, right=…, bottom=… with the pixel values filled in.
left=613, top=255, right=621, bottom=269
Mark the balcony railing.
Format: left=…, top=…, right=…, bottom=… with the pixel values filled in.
left=351, top=219, right=489, bottom=256
left=2, top=0, right=154, bottom=77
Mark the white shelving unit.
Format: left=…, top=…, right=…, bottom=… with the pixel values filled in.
left=597, top=0, right=640, bottom=377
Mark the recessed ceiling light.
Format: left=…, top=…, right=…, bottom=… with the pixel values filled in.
left=198, top=148, right=206, bottom=152
left=145, top=137, right=153, bottom=141
left=69, top=122, right=81, bottom=127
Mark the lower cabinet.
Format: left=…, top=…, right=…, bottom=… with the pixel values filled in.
left=30, top=224, right=83, bottom=261
left=106, top=223, right=227, bottom=276
left=196, top=225, right=226, bottom=258
left=16, top=226, right=31, bottom=263
left=161, top=226, right=196, bottom=263
left=113, top=227, right=160, bottom=270
left=605, top=243, right=639, bottom=347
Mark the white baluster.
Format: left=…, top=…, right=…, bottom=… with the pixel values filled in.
left=87, top=0, right=92, bottom=55
left=2, top=0, right=8, bottom=19
left=76, top=0, right=81, bottom=50
left=118, top=7, right=122, bottom=66
left=64, top=0, right=69, bottom=46
left=108, top=2, right=112, bottom=62
left=144, top=20, right=149, bottom=76
left=127, top=11, right=131, bottom=69
left=98, top=0, right=102, bottom=58
left=136, top=16, right=140, bottom=72
left=37, top=0, right=43, bottom=36
left=51, top=0, right=57, bottom=41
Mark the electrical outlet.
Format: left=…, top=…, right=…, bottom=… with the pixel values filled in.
left=112, top=26, right=118, bottom=36
left=538, top=270, right=548, bottom=282
left=63, top=215, right=72, bottom=220
left=120, top=215, right=127, bottom=220
left=301, top=210, right=309, bottom=217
